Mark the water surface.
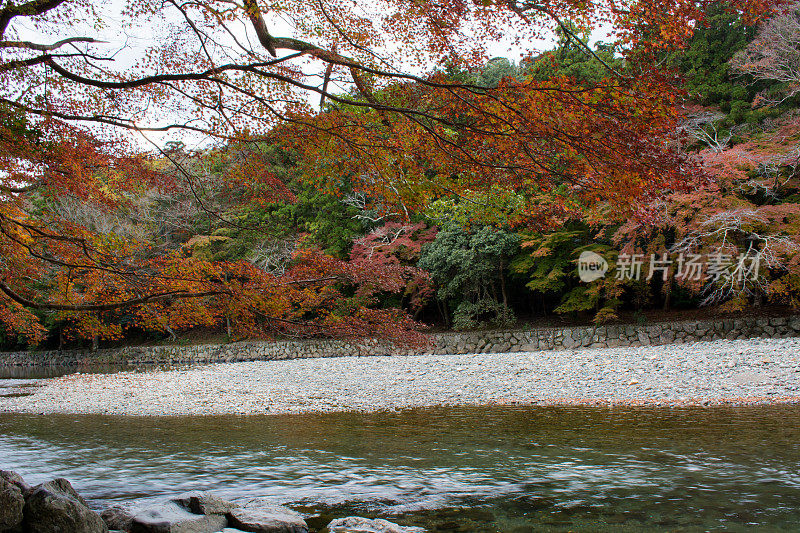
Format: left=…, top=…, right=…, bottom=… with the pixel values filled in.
left=1, top=405, right=799, bottom=531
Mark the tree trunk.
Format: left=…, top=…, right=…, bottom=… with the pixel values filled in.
left=165, top=324, right=177, bottom=342
left=499, top=260, right=508, bottom=308
left=436, top=299, right=446, bottom=326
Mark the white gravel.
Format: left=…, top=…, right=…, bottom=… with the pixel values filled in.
left=1, top=337, right=800, bottom=415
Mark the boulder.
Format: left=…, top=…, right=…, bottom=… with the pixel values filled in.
left=22, top=478, right=108, bottom=533
left=636, top=331, right=651, bottom=346
left=227, top=499, right=307, bottom=533
left=130, top=502, right=227, bottom=533
left=0, top=475, right=24, bottom=532
left=0, top=471, right=29, bottom=493
left=325, top=517, right=424, bottom=533
left=101, top=504, right=137, bottom=531
left=561, top=336, right=578, bottom=350
left=172, top=492, right=235, bottom=516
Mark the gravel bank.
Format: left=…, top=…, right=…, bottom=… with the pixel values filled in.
left=2, top=338, right=799, bottom=415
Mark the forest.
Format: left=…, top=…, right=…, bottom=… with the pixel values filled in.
left=0, top=0, right=799, bottom=350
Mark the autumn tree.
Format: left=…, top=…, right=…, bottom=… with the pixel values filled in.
left=0, top=0, right=784, bottom=344
left=731, top=1, right=800, bottom=106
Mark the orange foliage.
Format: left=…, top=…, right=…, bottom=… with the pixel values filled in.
left=0, top=0, right=785, bottom=343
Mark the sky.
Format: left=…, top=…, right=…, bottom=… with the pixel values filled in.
left=4, top=0, right=611, bottom=153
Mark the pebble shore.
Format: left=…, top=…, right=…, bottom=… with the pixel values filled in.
left=1, top=337, right=799, bottom=415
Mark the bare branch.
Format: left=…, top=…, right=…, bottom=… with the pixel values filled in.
left=731, top=2, right=800, bottom=106
left=0, top=0, right=68, bottom=38
left=0, top=36, right=101, bottom=51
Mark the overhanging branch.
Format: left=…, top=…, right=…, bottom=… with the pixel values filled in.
left=0, top=280, right=226, bottom=311
left=0, top=37, right=101, bottom=51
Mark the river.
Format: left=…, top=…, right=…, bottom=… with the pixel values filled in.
left=1, top=373, right=799, bottom=532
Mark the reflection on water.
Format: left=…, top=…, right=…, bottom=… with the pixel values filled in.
left=1, top=406, right=799, bottom=531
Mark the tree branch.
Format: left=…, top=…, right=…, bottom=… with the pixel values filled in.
left=0, top=0, right=68, bottom=39
left=514, top=1, right=626, bottom=79
left=0, top=36, right=101, bottom=51
left=0, top=54, right=50, bottom=74
left=242, top=0, right=276, bottom=56
left=0, top=280, right=226, bottom=311
left=0, top=182, right=40, bottom=194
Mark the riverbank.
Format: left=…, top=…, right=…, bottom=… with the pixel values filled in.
left=2, top=314, right=798, bottom=367
left=1, top=337, right=799, bottom=415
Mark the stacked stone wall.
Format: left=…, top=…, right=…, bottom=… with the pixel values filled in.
left=1, top=315, right=798, bottom=367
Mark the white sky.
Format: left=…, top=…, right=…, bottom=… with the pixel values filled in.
left=5, top=1, right=612, bottom=152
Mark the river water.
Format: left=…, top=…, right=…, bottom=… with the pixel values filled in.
left=1, top=371, right=799, bottom=531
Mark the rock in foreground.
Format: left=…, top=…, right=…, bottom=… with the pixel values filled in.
left=172, top=492, right=236, bottom=516
left=326, top=516, right=424, bottom=533
left=101, top=504, right=136, bottom=531
left=22, top=478, right=108, bottom=533
left=106, top=494, right=308, bottom=533
left=228, top=499, right=308, bottom=533
left=130, top=502, right=227, bottom=533
left=2, top=471, right=419, bottom=533
left=0, top=472, right=25, bottom=532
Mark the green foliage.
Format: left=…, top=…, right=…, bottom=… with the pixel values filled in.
left=524, top=23, right=621, bottom=84
left=511, top=226, right=588, bottom=296
left=452, top=299, right=515, bottom=330
left=258, top=187, right=365, bottom=257
left=184, top=142, right=367, bottom=261
left=510, top=223, right=624, bottom=321
left=425, top=186, right=526, bottom=229
left=670, top=3, right=766, bottom=123
left=419, top=223, right=520, bottom=329
left=477, top=58, right=519, bottom=88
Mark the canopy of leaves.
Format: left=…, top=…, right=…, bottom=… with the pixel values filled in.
left=0, top=0, right=796, bottom=348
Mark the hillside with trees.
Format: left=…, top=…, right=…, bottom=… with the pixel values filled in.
left=0, top=0, right=798, bottom=350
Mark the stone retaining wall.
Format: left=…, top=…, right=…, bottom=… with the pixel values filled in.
left=1, top=315, right=799, bottom=367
